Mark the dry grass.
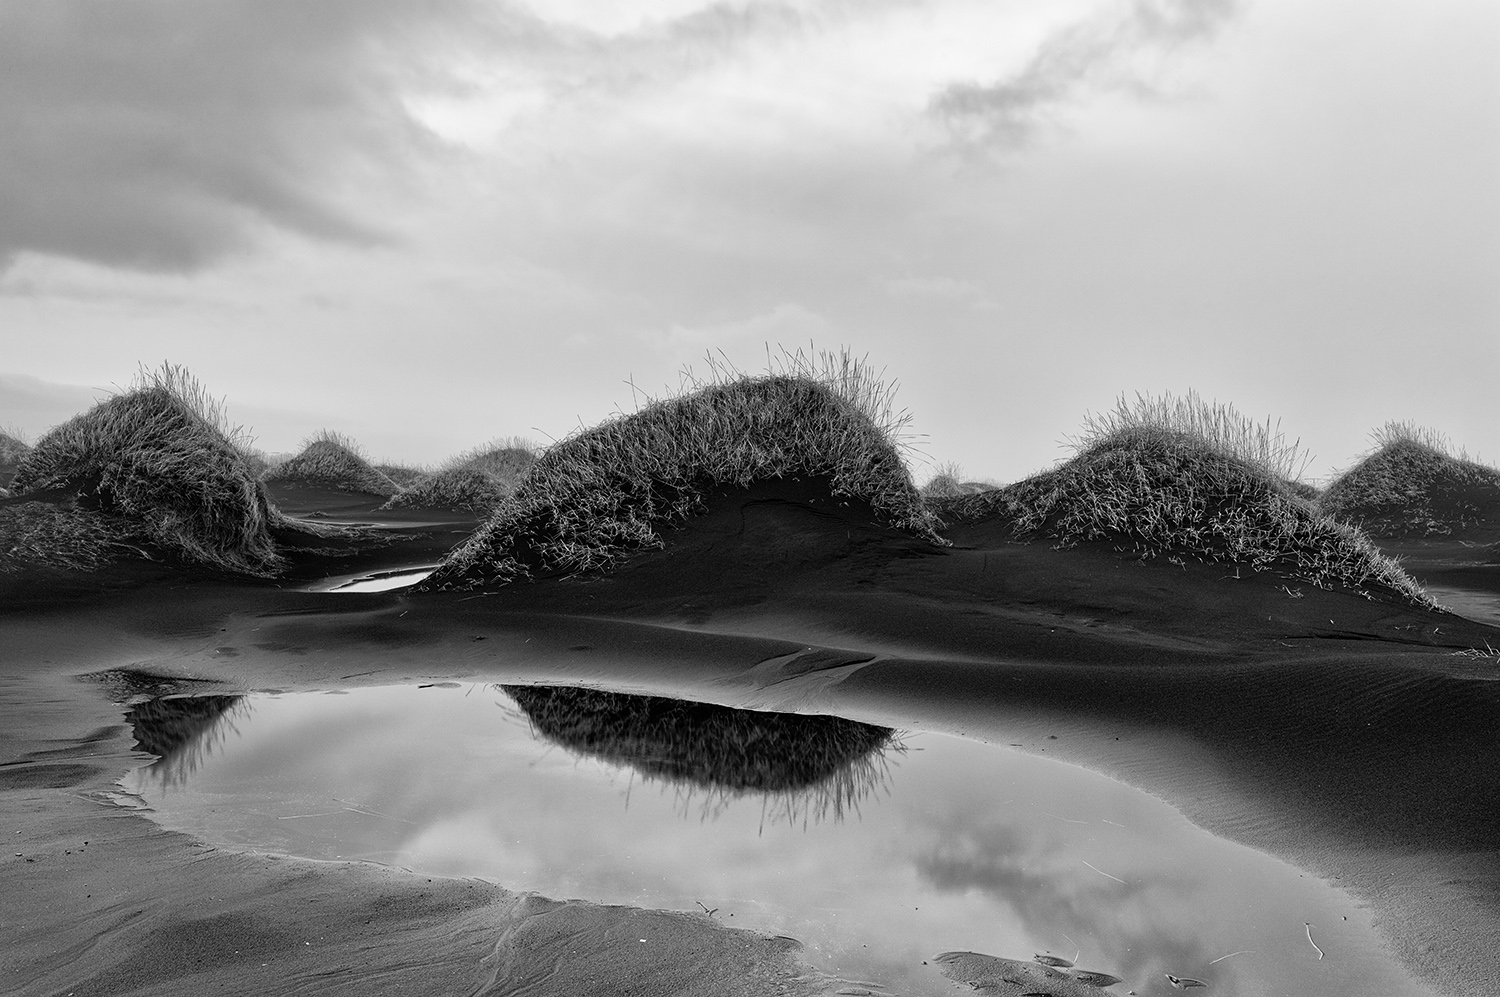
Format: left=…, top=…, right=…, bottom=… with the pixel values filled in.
left=920, top=461, right=997, bottom=499
left=0, top=501, right=148, bottom=572
left=1320, top=423, right=1500, bottom=536
left=426, top=349, right=938, bottom=588
left=374, top=463, right=428, bottom=489
left=261, top=431, right=400, bottom=497
left=0, top=428, right=32, bottom=466
left=383, top=439, right=536, bottom=515
left=6, top=364, right=284, bottom=573
left=947, top=393, right=1433, bottom=607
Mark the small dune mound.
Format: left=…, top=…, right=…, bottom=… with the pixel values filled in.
left=1320, top=423, right=1500, bottom=536
left=948, top=391, right=1431, bottom=606
left=374, top=463, right=427, bottom=489
left=921, top=462, right=996, bottom=500
left=261, top=431, right=399, bottom=497
left=1, top=430, right=32, bottom=490
left=425, top=352, right=938, bottom=589
left=6, top=365, right=284, bottom=573
left=0, top=430, right=31, bottom=464
left=383, top=440, right=536, bottom=515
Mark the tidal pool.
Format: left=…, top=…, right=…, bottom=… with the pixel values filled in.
left=118, top=685, right=1425, bottom=997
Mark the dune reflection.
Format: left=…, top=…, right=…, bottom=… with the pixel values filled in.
left=126, top=694, right=248, bottom=788
left=502, top=684, right=900, bottom=828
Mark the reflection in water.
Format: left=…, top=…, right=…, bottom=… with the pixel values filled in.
left=126, top=694, right=247, bottom=787
left=503, top=685, right=898, bottom=827
left=118, top=685, right=1430, bottom=997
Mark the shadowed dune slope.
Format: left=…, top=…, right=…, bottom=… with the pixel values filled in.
left=1322, top=438, right=1500, bottom=538
left=5, top=368, right=284, bottom=573
left=262, top=433, right=399, bottom=497
left=425, top=372, right=938, bottom=589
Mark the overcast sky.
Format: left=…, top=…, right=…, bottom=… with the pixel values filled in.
left=2, top=0, right=1496, bottom=482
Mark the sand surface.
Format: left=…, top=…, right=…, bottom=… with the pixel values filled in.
left=3, top=481, right=1497, bottom=995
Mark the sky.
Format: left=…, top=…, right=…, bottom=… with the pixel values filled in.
left=2, top=0, right=1496, bottom=484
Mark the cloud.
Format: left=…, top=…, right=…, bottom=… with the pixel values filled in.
left=930, top=0, right=1243, bottom=150
left=0, top=0, right=500, bottom=272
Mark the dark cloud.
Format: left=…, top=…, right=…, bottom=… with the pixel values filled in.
left=0, top=0, right=499, bottom=272
left=931, top=0, right=1242, bottom=150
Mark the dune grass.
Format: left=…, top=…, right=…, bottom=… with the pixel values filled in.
left=6, top=365, right=285, bottom=573
left=920, top=461, right=997, bottom=499
left=1320, top=422, right=1500, bottom=536
left=426, top=349, right=939, bottom=588
left=0, top=428, right=31, bottom=466
left=261, top=431, right=400, bottom=497
left=947, top=392, right=1433, bottom=606
left=374, top=463, right=428, bottom=489
left=383, top=439, right=536, bottom=515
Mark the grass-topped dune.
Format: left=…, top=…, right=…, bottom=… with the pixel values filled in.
left=5, top=366, right=291, bottom=574
left=425, top=352, right=939, bottom=589
left=1320, top=422, right=1500, bottom=537
left=261, top=431, right=400, bottom=497
left=0, top=428, right=31, bottom=477
left=944, top=391, right=1433, bottom=608
left=382, top=439, right=536, bottom=515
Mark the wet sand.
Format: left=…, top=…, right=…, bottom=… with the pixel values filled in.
left=2, top=481, right=1497, bottom=995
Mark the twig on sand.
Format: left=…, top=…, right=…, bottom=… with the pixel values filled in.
left=1209, top=950, right=1254, bottom=964
left=277, top=811, right=343, bottom=820
left=695, top=901, right=719, bottom=918
left=1082, top=860, right=1127, bottom=885
left=1304, top=922, right=1324, bottom=960
left=335, top=798, right=413, bottom=824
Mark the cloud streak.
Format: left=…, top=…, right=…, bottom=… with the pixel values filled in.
left=931, top=0, right=1243, bottom=150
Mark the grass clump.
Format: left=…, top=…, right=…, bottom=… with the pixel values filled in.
left=383, top=439, right=536, bottom=515
left=375, top=463, right=428, bottom=489
left=920, top=461, right=997, bottom=499
left=6, top=365, right=284, bottom=573
left=947, top=391, right=1433, bottom=607
left=261, top=431, right=399, bottom=497
left=1320, top=422, right=1500, bottom=536
left=426, top=349, right=939, bottom=588
left=0, top=428, right=31, bottom=466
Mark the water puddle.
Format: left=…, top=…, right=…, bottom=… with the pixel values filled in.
left=119, top=685, right=1424, bottom=997
left=302, top=565, right=440, bottom=593
left=1427, top=585, right=1500, bottom=628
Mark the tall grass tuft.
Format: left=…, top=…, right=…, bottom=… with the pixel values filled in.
left=426, top=348, right=938, bottom=588
left=261, top=430, right=400, bottom=497
left=383, top=438, right=536, bottom=514
left=947, top=392, right=1433, bottom=607
left=7, top=364, right=283, bottom=573
left=1320, top=422, right=1500, bottom=536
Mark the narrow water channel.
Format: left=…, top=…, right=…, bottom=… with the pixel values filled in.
left=117, top=684, right=1426, bottom=997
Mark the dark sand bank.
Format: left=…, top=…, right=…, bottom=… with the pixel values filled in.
left=3, top=479, right=1499, bottom=995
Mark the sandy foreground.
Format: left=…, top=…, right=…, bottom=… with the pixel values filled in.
left=2, top=482, right=1498, bottom=996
